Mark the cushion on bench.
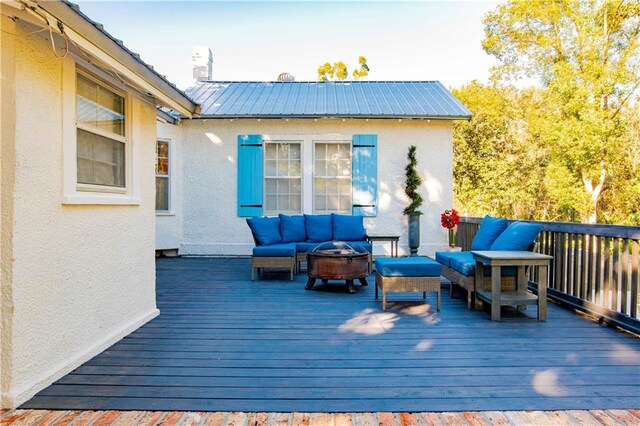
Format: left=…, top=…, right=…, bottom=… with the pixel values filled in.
left=252, top=243, right=296, bottom=257
left=435, top=251, right=473, bottom=268
left=471, top=215, right=508, bottom=250
left=279, top=214, right=306, bottom=243
left=246, top=217, right=281, bottom=246
left=450, top=256, right=517, bottom=277
left=305, top=214, right=333, bottom=242
left=490, top=221, right=542, bottom=251
left=375, top=257, right=441, bottom=277
left=332, top=214, right=366, bottom=241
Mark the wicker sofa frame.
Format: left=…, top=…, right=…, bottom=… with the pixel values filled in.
left=443, top=265, right=516, bottom=309
left=251, top=256, right=295, bottom=281
left=375, top=272, right=441, bottom=311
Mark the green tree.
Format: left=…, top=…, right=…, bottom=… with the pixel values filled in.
left=483, top=0, right=640, bottom=223
left=403, top=146, right=424, bottom=215
left=318, top=56, right=369, bottom=81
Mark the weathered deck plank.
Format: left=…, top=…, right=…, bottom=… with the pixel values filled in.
left=21, top=257, right=640, bottom=412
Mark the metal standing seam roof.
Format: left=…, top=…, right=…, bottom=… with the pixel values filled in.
left=185, top=81, right=472, bottom=119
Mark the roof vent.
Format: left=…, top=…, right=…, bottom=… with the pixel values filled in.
left=193, top=47, right=213, bottom=81
left=277, top=72, right=295, bottom=82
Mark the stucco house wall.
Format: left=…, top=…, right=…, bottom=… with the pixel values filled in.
left=156, top=120, right=184, bottom=251
left=177, top=119, right=453, bottom=257
left=1, top=15, right=158, bottom=407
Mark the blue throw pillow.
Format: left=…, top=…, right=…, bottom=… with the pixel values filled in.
left=332, top=214, right=366, bottom=241
left=279, top=214, right=306, bottom=243
left=471, top=215, right=509, bottom=250
left=490, top=221, right=542, bottom=251
left=246, top=217, right=281, bottom=246
left=304, top=214, right=333, bottom=242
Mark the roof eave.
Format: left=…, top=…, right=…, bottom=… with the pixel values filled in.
left=191, top=114, right=473, bottom=120
left=36, top=0, right=199, bottom=116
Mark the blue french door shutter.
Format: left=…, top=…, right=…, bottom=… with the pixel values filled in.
left=237, top=135, right=263, bottom=217
left=352, top=134, right=378, bottom=216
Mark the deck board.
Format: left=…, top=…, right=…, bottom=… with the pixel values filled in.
left=22, top=257, right=640, bottom=412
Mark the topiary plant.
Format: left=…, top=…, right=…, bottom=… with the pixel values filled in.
left=403, top=145, right=424, bottom=215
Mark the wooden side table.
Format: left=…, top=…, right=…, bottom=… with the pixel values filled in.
left=366, top=235, right=400, bottom=257
left=471, top=251, right=552, bottom=321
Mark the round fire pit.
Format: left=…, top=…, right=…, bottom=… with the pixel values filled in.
left=306, top=242, right=369, bottom=294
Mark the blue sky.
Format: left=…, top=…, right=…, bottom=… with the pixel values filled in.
left=75, top=1, right=502, bottom=90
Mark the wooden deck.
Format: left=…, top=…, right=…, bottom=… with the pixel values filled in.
left=22, top=257, right=640, bottom=413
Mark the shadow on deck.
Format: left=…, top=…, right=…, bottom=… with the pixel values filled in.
left=22, top=257, right=640, bottom=412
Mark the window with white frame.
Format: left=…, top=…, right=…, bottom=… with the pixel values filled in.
left=264, top=142, right=302, bottom=216
left=156, top=140, right=170, bottom=211
left=313, top=142, right=352, bottom=214
left=76, top=71, right=126, bottom=188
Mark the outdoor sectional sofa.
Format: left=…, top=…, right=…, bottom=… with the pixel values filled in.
left=246, top=214, right=372, bottom=281
left=435, top=216, right=541, bottom=309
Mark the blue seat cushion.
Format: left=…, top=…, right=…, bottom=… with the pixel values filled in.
left=296, top=242, right=320, bottom=253
left=450, top=256, right=517, bottom=277
left=471, top=215, right=509, bottom=250
left=305, top=215, right=333, bottom=242
left=375, top=257, right=441, bottom=277
left=252, top=243, right=296, bottom=257
left=246, top=217, right=281, bottom=246
left=332, top=214, right=366, bottom=241
left=490, top=221, right=542, bottom=251
left=342, top=241, right=372, bottom=253
left=279, top=214, right=306, bottom=243
left=435, top=251, right=474, bottom=268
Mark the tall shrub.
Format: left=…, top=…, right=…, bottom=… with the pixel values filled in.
left=403, top=145, right=424, bottom=215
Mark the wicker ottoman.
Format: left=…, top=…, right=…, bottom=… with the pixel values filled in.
left=374, top=257, right=442, bottom=311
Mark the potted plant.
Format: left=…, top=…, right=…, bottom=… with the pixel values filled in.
left=403, top=145, right=424, bottom=256
left=441, top=209, right=461, bottom=248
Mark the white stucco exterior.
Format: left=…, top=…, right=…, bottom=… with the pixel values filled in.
left=156, top=120, right=184, bottom=251
left=1, top=14, right=159, bottom=408
left=163, top=119, right=454, bottom=257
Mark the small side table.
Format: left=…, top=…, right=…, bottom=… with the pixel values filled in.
left=471, top=251, right=552, bottom=321
left=366, top=235, right=400, bottom=257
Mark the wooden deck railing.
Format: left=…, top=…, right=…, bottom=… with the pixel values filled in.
left=457, top=217, right=640, bottom=334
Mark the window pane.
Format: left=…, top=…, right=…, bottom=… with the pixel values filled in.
left=155, top=177, right=169, bottom=211
left=265, top=160, right=277, bottom=176
left=156, top=141, right=169, bottom=175
left=290, top=144, right=301, bottom=159
left=266, top=179, right=277, bottom=193
left=77, top=129, right=125, bottom=187
left=265, top=144, right=277, bottom=159
left=266, top=195, right=277, bottom=212
left=77, top=74, right=125, bottom=137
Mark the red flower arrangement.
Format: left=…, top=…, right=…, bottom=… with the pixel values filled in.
left=440, top=209, right=460, bottom=230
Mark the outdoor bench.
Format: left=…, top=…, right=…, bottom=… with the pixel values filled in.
left=247, top=213, right=372, bottom=280
left=374, top=257, right=442, bottom=311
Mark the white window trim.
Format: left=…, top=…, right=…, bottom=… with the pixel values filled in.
left=261, top=134, right=353, bottom=215
left=263, top=140, right=303, bottom=217
left=155, top=138, right=173, bottom=215
left=62, top=56, right=140, bottom=205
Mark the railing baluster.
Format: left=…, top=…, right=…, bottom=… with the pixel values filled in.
left=595, top=235, right=603, bottom=305
left=612, top=238, right=621, bottom=311
left=570, top=234, right=580, bottom=296
left=631, top=240, right=639, bottom=319
left=581, top=234, right=588, bottom=300
left=604, top=237, right=612, bottom=309
left=621, top=239, right=629, bottom=315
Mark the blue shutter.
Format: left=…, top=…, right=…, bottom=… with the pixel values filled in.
left=237, top=135, right=263, bottom=217
left=352, top=134, right=378, bottom=216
